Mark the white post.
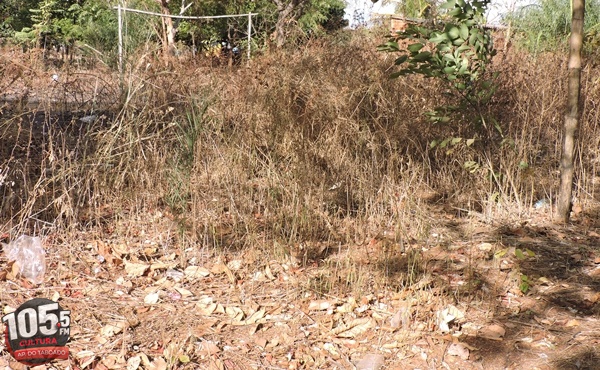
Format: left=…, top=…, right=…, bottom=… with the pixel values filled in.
left=118, top=3, right=123, bottom=77
left=247, top=13, right=252, bottom=62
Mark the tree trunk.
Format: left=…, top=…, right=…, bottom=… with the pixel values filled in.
left=272, top=0, right=305, bottom=48
left=557, top=0, right=585, bottom=222
left=159, top=0, right=176, bottom=55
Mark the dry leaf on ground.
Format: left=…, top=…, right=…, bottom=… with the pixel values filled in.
left=479, top=324, right=506, bottom=340
left=355, top=353, right=385, bottom=370
left=332, top=318, right=375, bottom=338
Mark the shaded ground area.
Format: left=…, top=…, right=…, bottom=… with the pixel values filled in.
left=2, top=204, right=600, bottom=370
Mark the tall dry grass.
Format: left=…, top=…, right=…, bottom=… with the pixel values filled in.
left=1, top=29, right=600, bottom=275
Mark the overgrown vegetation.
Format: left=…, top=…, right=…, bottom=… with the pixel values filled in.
left=379, top=0, right=498, bottom=150
left=505, top=0, right=600, bottom=55
left=2, top=6, right=600, bottom=367
left=2, top=26, right=600, bottom=247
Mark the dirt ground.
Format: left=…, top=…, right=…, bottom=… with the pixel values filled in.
left=2, top=204, right=600, bottom=370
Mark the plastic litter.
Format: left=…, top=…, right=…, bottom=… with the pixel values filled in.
left=534, top=198, right=550, bottom=209
left=166, top=269, right=184, bottom=282
left=3, top=235, right=46, bottom=284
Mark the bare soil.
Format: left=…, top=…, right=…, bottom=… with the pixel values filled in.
left=2, top=203, right=600, bottom=369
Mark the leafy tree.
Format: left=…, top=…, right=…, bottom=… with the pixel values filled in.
left=0, top=0, right=37, bottom=38
left=396, top=0, right=438, bottom=19
left=379, top=0, right=497, bottom=140
left=271, top=0, right=345, bottom=47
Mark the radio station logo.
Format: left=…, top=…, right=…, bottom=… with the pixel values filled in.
left=3, top=298, right=71, bottom=365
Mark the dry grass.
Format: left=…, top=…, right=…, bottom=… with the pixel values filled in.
left=1, top=29, right=600, bottom=369
left=2, top=28, right=600, bottom=283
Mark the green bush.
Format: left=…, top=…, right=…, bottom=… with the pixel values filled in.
left=505, top=0, right=600, bottom=54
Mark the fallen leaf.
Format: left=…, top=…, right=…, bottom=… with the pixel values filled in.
left=173, top=286, right=193, bottom=297
left=184, top=266, right=210, bottom=278
left=254, top=337, right=268, bottom=348
left=478, top=242, right=493, bottom=252
left=565, top=319, right=580, bottom=327
left=198, top=340, right=221, bottom=356
left=308, top=300, right=335, bottom=311
left=390, top=307, right=410, bottom=329
left=323, top=342, right=341, bottom=359
left=244, top=307, right=266, bottom=324
left=355, top=353, right=385, bottom=370
left=447, top=343, right=470, bottom=360
left=479, top=324, right=505, bottom=340
left=124, top=260, right=149, bottom=277
left=332, top=318, right=374, bottom=338
left=144, top=292, right=160, bottom=304
left=127, top=356, right=141, bottom=370
left=227, top=259, right=243, bottom=270
left=146, top=357, right=167, bottom=370
left=226, top=306, right=245, bottom=321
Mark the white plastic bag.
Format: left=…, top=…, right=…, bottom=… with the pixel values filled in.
left=3, top=235, right=46, bottom=284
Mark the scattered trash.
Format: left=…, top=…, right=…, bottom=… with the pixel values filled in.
left=534, top=198, right=550, bottom=209
left=166, top=269, right=184, bottom=281
left=3, top=235, right=46, bottom=284
left=80, top=115, right=98, bottom=124
left=437, top=305, right=465, bottom=333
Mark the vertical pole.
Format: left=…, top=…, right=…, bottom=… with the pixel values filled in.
left=247, top=13, right=252, bottom=63
left=118, top=3, right=123, bottom=81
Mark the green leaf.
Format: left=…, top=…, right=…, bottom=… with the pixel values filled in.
left=430, top=33, right=449, bottom=43
left=394, top=55, right=409, bottom=65
left=378, top=41, right=400, bottom=52
left=453, top=38, right=465, bottom=46
left=525, top=248, right=536, bottom=257
left=430, top=140, right=439, bottom=148
left=466, top=138, right=475, bottom=146
left=413, top=51, right=432, bottom=62
left=515, top=248, right=526, bottom=260
left=451, top=137, right=462, bottom=145
left=439, top=138, right=451, bottom=148
left=443, top=66, right=456, bottom=74
left=494, top=248, right=507, bottom=258
left=459, top=24, right=469, bottom=40
left=448, top=26, right=460, bottom=40
left=519, top=280, right=530, bottom=294
left=440, top=0, right=457, bottom=10
left=407, top=43, right=424, bottom=52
